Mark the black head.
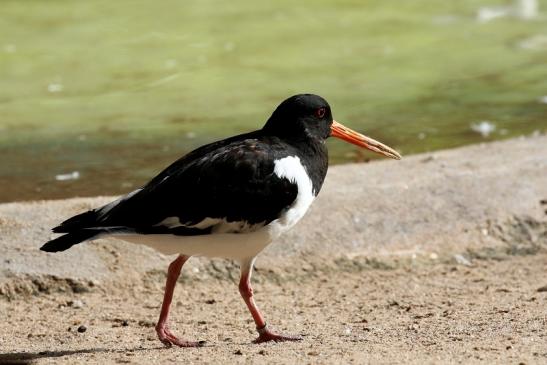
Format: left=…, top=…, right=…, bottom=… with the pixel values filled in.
left=262, top=94, right=333, bottom=142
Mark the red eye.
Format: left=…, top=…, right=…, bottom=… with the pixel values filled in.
left=315, top=107, right=326, bottom=118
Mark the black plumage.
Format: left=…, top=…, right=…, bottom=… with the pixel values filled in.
left=41, top=94, right=331, bottom=252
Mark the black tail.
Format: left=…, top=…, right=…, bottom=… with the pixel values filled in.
left=40, top=230, right=101, bottom=252
left=52, top=210, right=101, bottom=233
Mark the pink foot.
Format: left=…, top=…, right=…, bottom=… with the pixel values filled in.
left=156, top=325, right=204, bottom=348
left=253, top=325, right=302, bottom=344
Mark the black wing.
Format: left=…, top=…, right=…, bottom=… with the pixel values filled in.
left=53, top=133, right=298, bottom=237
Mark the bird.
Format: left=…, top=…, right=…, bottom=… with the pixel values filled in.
left=41, top=94, right=401, bottom=347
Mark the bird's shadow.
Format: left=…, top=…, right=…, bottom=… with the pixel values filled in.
left=0, top=346, right=160, bottom=365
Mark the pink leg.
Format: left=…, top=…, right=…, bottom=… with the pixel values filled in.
left=156, top=255, right=203, bottom=347
left=238, top=259, right=302, bottom=344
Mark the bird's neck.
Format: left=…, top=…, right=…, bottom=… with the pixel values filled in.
left=287, top=137, right=329, bottom=196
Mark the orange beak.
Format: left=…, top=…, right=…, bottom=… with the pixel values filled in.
left=330, top=120, right=401, bottom=160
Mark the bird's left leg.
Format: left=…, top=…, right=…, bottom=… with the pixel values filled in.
left=156, top=254, right=203, bottom=347
left=238, top=258, right=302, bottom=344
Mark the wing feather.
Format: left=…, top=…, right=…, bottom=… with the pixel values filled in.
left=56, top=136, right=298, bottom=236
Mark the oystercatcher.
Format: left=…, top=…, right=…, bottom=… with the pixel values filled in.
left=41, top=94, right=401, bottom=347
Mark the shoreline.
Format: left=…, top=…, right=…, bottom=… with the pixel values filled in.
left=2, top=135, right=544, bottom=206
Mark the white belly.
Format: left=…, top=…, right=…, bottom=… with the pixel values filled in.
left=117, top=227, right=275, bottom=259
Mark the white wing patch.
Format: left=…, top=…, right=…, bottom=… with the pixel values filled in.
left=155, top=216, right=187, bottom=228
left=154, top=216, right=265, bottom=234
left=210, top=219, right=266, bottom=234
left=190, top=217, right=223, bottom=229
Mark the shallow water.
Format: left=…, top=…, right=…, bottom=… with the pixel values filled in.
left=1, top=0, right=546, bottom=202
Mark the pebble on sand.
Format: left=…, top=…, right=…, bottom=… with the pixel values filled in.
left=536, top=285, right=547, bottom=292
left=68, top=300, right=84, bottom=308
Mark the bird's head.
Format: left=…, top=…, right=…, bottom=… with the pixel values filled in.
left=263, top=94, right=401, bottom=160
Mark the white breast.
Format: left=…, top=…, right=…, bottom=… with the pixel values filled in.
left=267, top=155, right=315, bottom=237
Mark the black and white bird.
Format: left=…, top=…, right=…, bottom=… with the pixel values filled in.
left=41, top=94, right=401, bottom=347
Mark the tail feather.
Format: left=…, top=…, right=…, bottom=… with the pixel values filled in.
left=52, top=210, right=100, bottom=233
left=40, top=230, right=100, bottom=252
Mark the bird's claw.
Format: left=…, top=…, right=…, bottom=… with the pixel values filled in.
left=156, top=325, right=204, bottom=348
left=253, top=326, right=302, bottom=344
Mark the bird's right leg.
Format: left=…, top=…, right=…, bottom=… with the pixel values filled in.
left=238, top=258, right=302, bottom=343
left=156, top=254, right=202, bottom=347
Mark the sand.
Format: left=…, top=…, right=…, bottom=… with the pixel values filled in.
left=1, top=135, right=546, bottom=364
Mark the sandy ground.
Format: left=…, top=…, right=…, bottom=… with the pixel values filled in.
left=1, top=135, right=547, bottom=364
left=1, top=253, right=547, bottom=364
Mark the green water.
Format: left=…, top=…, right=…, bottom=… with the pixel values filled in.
left=1, top=0, right=546, bottom=202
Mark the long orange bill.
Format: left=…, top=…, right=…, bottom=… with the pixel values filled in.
left=330, top=120, right=401, bottom=160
